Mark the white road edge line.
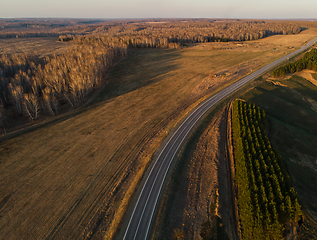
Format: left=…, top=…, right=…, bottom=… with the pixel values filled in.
left=136, top=100, right=208, bottom=238
left=132, top=110, right=195, bottom=239
left=144, top=93, right=221, bottom=240
left=122, top=94, right=211, bottom=240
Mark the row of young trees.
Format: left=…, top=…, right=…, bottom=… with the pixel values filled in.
left=0, top=42, right=128, bottom=127
left=272, top=48, right=317, bottom=77
left=232, top=100, right=302, bottom=240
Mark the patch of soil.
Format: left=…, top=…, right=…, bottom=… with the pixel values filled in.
left=295, top=70, right=317, bottom=86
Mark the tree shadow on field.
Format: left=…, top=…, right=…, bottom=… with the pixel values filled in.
left=245, top=78, right=317, bottom=137
left=88, top=48, right=181, bottom=107
left=0, top=48, right=180, bottom=142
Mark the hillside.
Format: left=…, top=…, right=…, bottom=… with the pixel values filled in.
left=240, top=72, right=317, bottom=238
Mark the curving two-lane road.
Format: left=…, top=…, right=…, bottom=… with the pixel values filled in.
left=121, top=36, right=317, bottom=240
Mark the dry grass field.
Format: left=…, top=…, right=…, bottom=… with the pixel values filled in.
left=0, top=37, right=72, bottom=57
left=254, top=26, right=317, bottom=46
left=0, top=27, right=316, bottom=240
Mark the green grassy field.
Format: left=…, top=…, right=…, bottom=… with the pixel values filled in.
left=0, top=30, right=316, bottom=240
left=240, top=75, right=317, bottom=234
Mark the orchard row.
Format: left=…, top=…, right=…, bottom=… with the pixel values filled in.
left=232, top=100, right=301, bottom=240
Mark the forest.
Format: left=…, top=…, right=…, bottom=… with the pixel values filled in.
left=0, top=42, right=127, bottom=128
left=232, top=100, right=302, bottom=240
left=0, top=18, right=302, bottom=41
left=62, top=19, right=303, bottom=47
left=272, top=48, right=317, bottom=77
left=0, top=18, right=106, bottom=39
left=0, top=19, right=305, bottom=133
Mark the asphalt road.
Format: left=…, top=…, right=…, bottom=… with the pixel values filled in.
left=121, top=36, right=317, bottom=240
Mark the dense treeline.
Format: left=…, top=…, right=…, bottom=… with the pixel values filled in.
left=0, top=18, right=105, bottom=39
left=125, top=20, right=302, bottom=43
left=0, top=18, right=304, bottom=42
left=0, top=43, right=127, bottom=125
left=62, top=20, right=302, bottom=50
left=106, top=19, right=302, bottom=42
left=232, top=100, right=302, bottom=240
left=69, top=35, right=181, bottom=49
left=272, top=48, right=317, bottom=77
left=59, top=19, right=303, bottom=48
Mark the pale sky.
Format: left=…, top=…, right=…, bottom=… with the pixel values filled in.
left=1, top=0, right=317, bottom=19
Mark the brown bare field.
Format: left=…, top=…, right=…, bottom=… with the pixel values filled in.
left=253, top=26, right=317, bottom=47
left=0, top=29, right=316, bottom=240
left=295, top=69, right=317, bottom=86
left=0, top=37, right=72, bottom=57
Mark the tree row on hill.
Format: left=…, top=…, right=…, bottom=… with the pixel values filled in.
left=232, top=100, right=302, bottom=240
left=272, top=48, right=317, bottom=77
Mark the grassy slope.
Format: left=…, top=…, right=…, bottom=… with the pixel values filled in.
left=240, top=74, right=317, bottom=236
left=0, top=29, right=316, bottom=240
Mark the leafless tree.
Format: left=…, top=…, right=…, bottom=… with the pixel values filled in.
left=23, top=93, right=40, bottom=120
left=9, top=84, right=24, bottom=114
left=0, top=101, right=6, bottom=135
